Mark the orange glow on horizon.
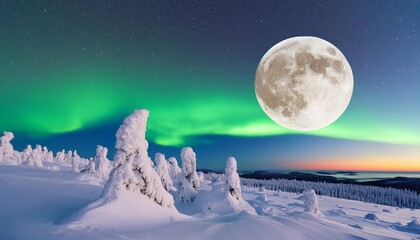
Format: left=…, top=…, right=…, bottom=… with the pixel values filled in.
left=289, top=156, right=420, bottom=172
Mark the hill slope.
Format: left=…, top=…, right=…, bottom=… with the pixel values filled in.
left=0, top=165, right=419, bottom=240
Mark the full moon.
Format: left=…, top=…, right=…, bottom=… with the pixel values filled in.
left=255, top=36, right=353, bottom=131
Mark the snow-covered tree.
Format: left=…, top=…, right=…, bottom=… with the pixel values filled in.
left=225, top=157, right=241, bottom=200
left=65, top=150, right=73, bottom=165
left=303, top=189, right=321, bottom=215
left=71, top=150, right=82, bottom=172
left=0, top=131, right=21, bottom=165
left=21, top=145, right=32, bottom=163
left=84, top=145, right=113, bottom=182
left=197, top=171, right=205, bottom=182
left=168, top=157, right=182, bottom=181
left=240, top=177, right=420, bottom=209
left=94, top=146, right=112, bottom=181
left=42, top=146, right=54, bottom=162
left=202, top=172, right=224, bottom=183
left=102, top=109, right=174, bottom=208
left=26, top=144, right=43, bottom=167
left=154, top=153, right=174, bottom=191
left=84, top=161, right=96, bottom=174
left=176, top=147, right=200, bottom=202
left=0, top=132, right=14, bottom=156
left=181, top=147, right=200, bottom=190
left=55, top=150, right=66, bottom=164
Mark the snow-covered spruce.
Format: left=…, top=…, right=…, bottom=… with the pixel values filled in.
left=0, top=131, right=21, bottom=165
left=154, top=153, right=174, bottom=191
left=67, top=111, right=187, bottom=231
left=168, top=157, right=182, bottom=181
left=303, top=189, right=321, bottom=215
left=25, top=144, right=43, bottom=167
left=240, top=178, right=420, bottom=209
left=181, top=147, right=200, bottom=190
left=83, top=145, right=112, bottom=182
left=21, top=145, right=32, bottom=164
left=65, top=150, right=73, bottom=166
left=42, top=146, right=54, bottom=162
left=102, top=109, right=174, bottom=208
left=54, top=150, right=66, bottom=164
left=225, top=157, right=241, bottom=200
left=203, top=172, right=224, bottom=182
left=197, top=171, right=207, bottom=183
left=176, top=147, right=200, bottom=202
left=72, top=151, right=81, bottom=172
left=71, top=150, right=89, bottom=173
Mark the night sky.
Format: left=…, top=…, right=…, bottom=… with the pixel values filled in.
left=1, top=1, right=419, bottom=171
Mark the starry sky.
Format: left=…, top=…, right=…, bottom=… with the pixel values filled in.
left=1, top=1, right=419, bottom=171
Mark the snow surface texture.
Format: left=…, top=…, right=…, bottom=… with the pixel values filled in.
left=68, top=187, right=186, bottom=231
left=176, top=147, right=200, bottom=202
left=225, top=157, right=242, bottom=200
left=1, top=165, right=420, bottom=240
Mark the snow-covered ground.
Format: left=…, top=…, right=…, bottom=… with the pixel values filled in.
left=1, top=165, right=419, bottom=240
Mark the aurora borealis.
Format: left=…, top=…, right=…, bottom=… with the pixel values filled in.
left=1, top=1, right=419, bottom=171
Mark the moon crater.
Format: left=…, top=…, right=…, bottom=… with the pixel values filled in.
left=255, top=36, right=353, bottom=131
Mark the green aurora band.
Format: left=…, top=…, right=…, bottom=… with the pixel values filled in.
left=1, top=64, right=420, bottom=147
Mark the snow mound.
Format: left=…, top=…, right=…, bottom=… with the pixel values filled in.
left=349, top=224, right=363, bottom=230
left=67, top=189, right=188, bottom=231
left=364, top=213, right=379, bottom=222
left=393, top=219, right=420, bottom=234
left=407, top=219, right=420, bottom=228
left=75, top=173, right=104, bottom=186
left=193, top=182, right=257, bottom=216
left=257, top=194, right=268, bottom=202
left=326, top=209, right=348, bottom=216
